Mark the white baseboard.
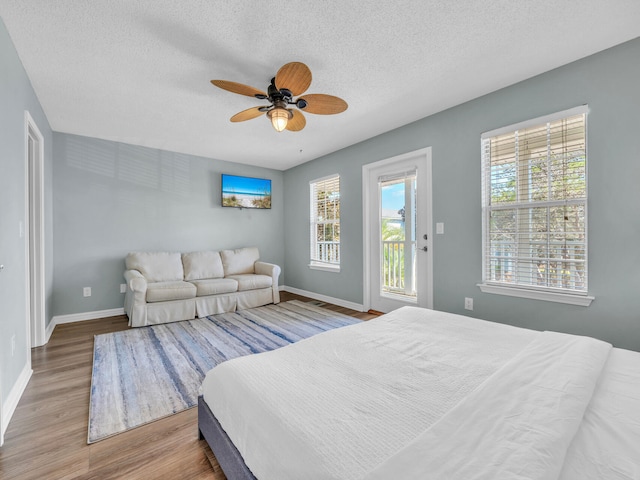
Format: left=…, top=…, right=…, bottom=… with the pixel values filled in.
left=1, top=361, right=33, bottom=445
left=46, top=307, right=126, bottom=343
left=280, top=285, right=364, bottom=312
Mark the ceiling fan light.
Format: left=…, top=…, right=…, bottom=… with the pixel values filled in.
left=268, top=107, right=290, bottom=132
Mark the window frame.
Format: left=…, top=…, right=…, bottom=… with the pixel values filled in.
left=309, top=174, right=341, bottom=272
left=478, top=105, right=594, bottom=306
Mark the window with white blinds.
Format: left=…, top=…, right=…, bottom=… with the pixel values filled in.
left=310, top=174, right=340, bottom=271
left=480, top=106, right=589, bottom=300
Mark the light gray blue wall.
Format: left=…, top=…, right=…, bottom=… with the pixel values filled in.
left=0, top=19, right=54, bottom=415
left=52, top=133, right=284, bottom=317
left=284, top=38, right=640, bottom=351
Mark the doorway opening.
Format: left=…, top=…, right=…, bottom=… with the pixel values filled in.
left=25, top=111, right=45, bottom=348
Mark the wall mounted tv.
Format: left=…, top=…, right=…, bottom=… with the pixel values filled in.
left=221, top=174, right=272, bottom=209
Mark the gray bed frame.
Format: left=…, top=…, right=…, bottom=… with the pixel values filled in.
left=198, top=395, right=257, bottom=480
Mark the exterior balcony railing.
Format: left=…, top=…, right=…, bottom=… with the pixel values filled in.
left=381, top=240, right=416, bottom=296
left=315, top=241, right=340, bottom=264
left=487, top=239, right=586, bottom=290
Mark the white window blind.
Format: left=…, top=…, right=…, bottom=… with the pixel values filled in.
left=481, top=106, right=588, bottom=296
left=310, top=175, right=340, bottom=268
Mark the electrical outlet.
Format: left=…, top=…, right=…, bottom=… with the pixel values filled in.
left=464, top=297, right=474, bottom=310
left=83, top=287, right=92, bottom=297
left=120, top=283, right=127, bottom=293
left=11, top=334, right=16, bottom=357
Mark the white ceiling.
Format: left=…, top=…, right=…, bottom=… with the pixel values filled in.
left=1, top=1, right=639, bottom=170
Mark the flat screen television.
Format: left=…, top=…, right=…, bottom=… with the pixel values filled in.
left=221, top=174, right=272, bottom=209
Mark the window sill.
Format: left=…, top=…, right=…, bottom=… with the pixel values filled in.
left=308, top=263, right=340, bottom=273
left=477, top=283, right=594, bottom=307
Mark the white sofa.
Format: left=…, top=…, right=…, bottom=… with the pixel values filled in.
left=123, top=247, right=281, bottom=327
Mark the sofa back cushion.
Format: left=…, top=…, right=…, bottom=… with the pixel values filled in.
left=126, top=252, right=184, bottom=283
left=182, top=251, right=224, bottom=280
left=220, top=247, right=260, bottom=276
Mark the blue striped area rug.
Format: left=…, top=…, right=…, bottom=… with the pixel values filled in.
left=88, top=300, right=360, bottom=443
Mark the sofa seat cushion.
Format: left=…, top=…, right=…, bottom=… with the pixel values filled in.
left=146, top=281, right=197, bottom=303
left=190, top=278, right=238, bottom=297
left=225, top=274, right=272, bottom=291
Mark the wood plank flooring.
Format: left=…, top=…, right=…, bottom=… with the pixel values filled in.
left=0, top=293, right=377, bottom=479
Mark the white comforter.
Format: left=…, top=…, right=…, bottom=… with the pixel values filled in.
left=364, top=331, right=611, bottom=479
left=560, top=348, right=640, bottom=480
left=202, top=306, right=640, bottom=480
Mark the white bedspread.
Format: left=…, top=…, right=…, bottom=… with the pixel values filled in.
left=560, top=348, right=640, bottom=480
left=202, top=306, right=639, bottom=480
left=202, top=306, right=535, bottom=480
left=363, top=331, right=611, bottom=480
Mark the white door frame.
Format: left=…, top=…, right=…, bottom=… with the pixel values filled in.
left=25, top=111, right=46, bottom=348
left=362, top=147, right=433, bottom=312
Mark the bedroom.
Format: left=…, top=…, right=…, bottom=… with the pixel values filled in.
left=1, top=1, right=640, bottom=478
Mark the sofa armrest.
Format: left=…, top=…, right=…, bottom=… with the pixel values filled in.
left=255, top=261, right=281, bottom=304
left=124, top=269, right=148, bottom=294
left=254, top=261, right=280, bottom=278
left=124, top=269, right=148, bottom=327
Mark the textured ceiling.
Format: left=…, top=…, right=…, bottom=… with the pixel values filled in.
left=1, top=1, right=639, bottom=170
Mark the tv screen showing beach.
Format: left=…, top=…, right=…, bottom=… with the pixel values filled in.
left=221, top=174, right=272, bottom=209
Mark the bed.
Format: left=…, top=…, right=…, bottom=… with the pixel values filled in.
left=198, top=306, right=640, bottom=480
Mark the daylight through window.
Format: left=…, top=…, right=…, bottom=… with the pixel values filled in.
left=481, top=106, right=588, bottom=296
left=310, top=175, right=340, bottom=270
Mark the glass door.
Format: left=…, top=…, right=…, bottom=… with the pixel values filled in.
left=379, top=174, right=417, bottom=300
left=365, top=148, right=432, bottom=313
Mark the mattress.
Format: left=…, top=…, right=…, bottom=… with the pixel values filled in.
left=201, top=306, right=640, bottom=480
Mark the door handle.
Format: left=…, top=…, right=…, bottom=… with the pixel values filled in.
left=421, top=246, right=428, bottom=252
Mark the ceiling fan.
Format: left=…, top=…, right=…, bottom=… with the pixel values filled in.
left=211, top=62, right=348, bottom=132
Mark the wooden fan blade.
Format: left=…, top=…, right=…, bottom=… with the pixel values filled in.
left=299, top=94, right=348, bottom=115
left=211, top=80, right=266, bottom=98
left=275, top=62, right=312, bottom=96
left=230, top=107, right=265, bottom=122
left=286, top=110, right=306, bottom=131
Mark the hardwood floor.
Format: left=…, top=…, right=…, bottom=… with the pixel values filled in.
left=0, top=293, right=377, bottom=479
